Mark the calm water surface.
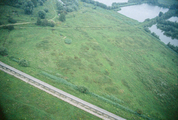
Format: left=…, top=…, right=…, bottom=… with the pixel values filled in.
left=118, top=4, right=168, bottom=22
left=168, top=16, right=178, bottom=22
left=149, top=25, right=178, bottom=46
left=94, top=0, right=128, bottom=6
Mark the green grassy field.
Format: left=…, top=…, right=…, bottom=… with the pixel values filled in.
left=0, top=0, right=178, bottom=120
left=0, top=71, right=101, bottom=120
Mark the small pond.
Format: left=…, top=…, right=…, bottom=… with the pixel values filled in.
left=118, top=4, right=169, bottom=22
left=168, top=16, right=178, bottom=22
left=94, top=0, right=128, bottom=6
left=149, top=25, right=178, bottom=46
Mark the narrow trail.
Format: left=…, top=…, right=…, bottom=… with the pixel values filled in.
left=0, top=61, right=126, bottom=120
left=0, top=22, right=35, bottom=28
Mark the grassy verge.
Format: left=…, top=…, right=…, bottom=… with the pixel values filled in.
left=0, top=71, right=101, bottom=120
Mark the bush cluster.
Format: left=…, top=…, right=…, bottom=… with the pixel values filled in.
left=151, top=32, right=160, bottom=39
left=136, top=109, right=143, bottom=115
left=0, top=47, right=8, bottom=56
left=38, top=0, right=47, bottom=6
left=24, top=1, right=34, bottom=15
left=144, top=27, right=151, bottom=33
left=44, top=8, right=49, bottom=13
left=36, top=18, right=55, bottom=27
left=9, top=56, right=19, bottom=63
left=156, top=20, right=178, bottom=39
left=77, top=86, right=89, bottom=93
left=167, top=42, right=178, bottom=54
left=64, top=38, right=72, bottom=44
left=0, top=0, right=18, bottom=5
left=31, top=0, right=37, bottom=7
left=8, top=17, right=17, bottom=23
left=81, top=0, right=121, bottom=10
left=3, top=25, right=14, bottom=31
left=19, top=59, right=29, bottom=67
left=38, top=10, right=46, bottom=19
left=57, top=0, right=79, bottom=14
left=59, top=13, right=66, bottom=22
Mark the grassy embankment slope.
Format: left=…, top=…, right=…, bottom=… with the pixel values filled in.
left=0, top=0, right=178, bottom=119
left=0, top=71, right=101, bottom=120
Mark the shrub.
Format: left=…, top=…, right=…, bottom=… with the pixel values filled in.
left=44, top=8, right=49, bottom=13
left=48, top=21, right=55, bottom=27
left=64, top=38, right=72, bottom=44
left=59, top=13, right=66, bottom=22
left=41, top=19, right=48, bottom=26
left=56, top=1, right=64, bottom=11
left=144, top=27, right=151, bottom=33
left=65, top=6, right=73, bottom=12
left=24, top=1, right=34, bottom=15
left=77, top=86, right=89, bottom=93
left=7, top=25, right=14, bottom=31
left=38, top=0, right=43, bottom=6
left=159, top=12, right=163, bottom=17
left=36, top=18, right=42, bottom=25
left=8, top=17, right=17, bottom=23
left=3, top=25, right=14, bottom=31
left=136, top=109, right=143, bottom=115
left=167, top=42, right=178, bottom=53
left=0, top=47, right=8, bottom=56
left=151, top=32, right=159, bottom=39
left=36, top=18, right=55, bottom=27
left=19, top=59, right=29, bottom=67
left=31, top=0, right=37, bottom=7
left=9, top=56, right=19, bottom=63
left=38, top=10, right=46, bottom=19
left=144, top=18, right=150, bottom=22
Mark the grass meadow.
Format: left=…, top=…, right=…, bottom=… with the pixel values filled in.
left=0, top=0, right=178, bottom=119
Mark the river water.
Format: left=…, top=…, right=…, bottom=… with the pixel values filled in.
left=94, top=0, right=128, bottom=6
left=118, top=4, right=168, bottom=22
left=149, top=25, right=178, bottom=46
left=168, top=16, right=178, bottom=22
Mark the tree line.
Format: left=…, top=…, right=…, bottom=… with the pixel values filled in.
left=167, top=42, right=178, bottom=54
left=81, top=0, right=120, bottom=10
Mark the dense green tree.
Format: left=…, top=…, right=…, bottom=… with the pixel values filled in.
left=167, top=42, right=178, bottom=53
left=0, top=47, right=8, bottom=56
left=24, top=1, right=34, bottom=15
left=56, top=1, right=64, bottom=12
left=8, top=17, right=17, bottom=23
left=31, top=0, right=37, bottom=7
left=38, top=10, right=46, bottom=19
left=36, top=18, right=42, bottom=25
left=159, top=12, right=163, bottom=17
left=38, top=0, right=43, bottom=6
left=19, top=59, right=29, bottom=67
left=65, top=6, right=73, bottom=12
left=36, top=18, right=55, bottom=27
left=0, top=0, right=18, bottom=4
left=44, top=8, right=49, bottom=13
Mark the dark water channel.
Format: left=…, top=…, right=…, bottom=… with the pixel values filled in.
left=118, top=4, right=168, bottom=22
